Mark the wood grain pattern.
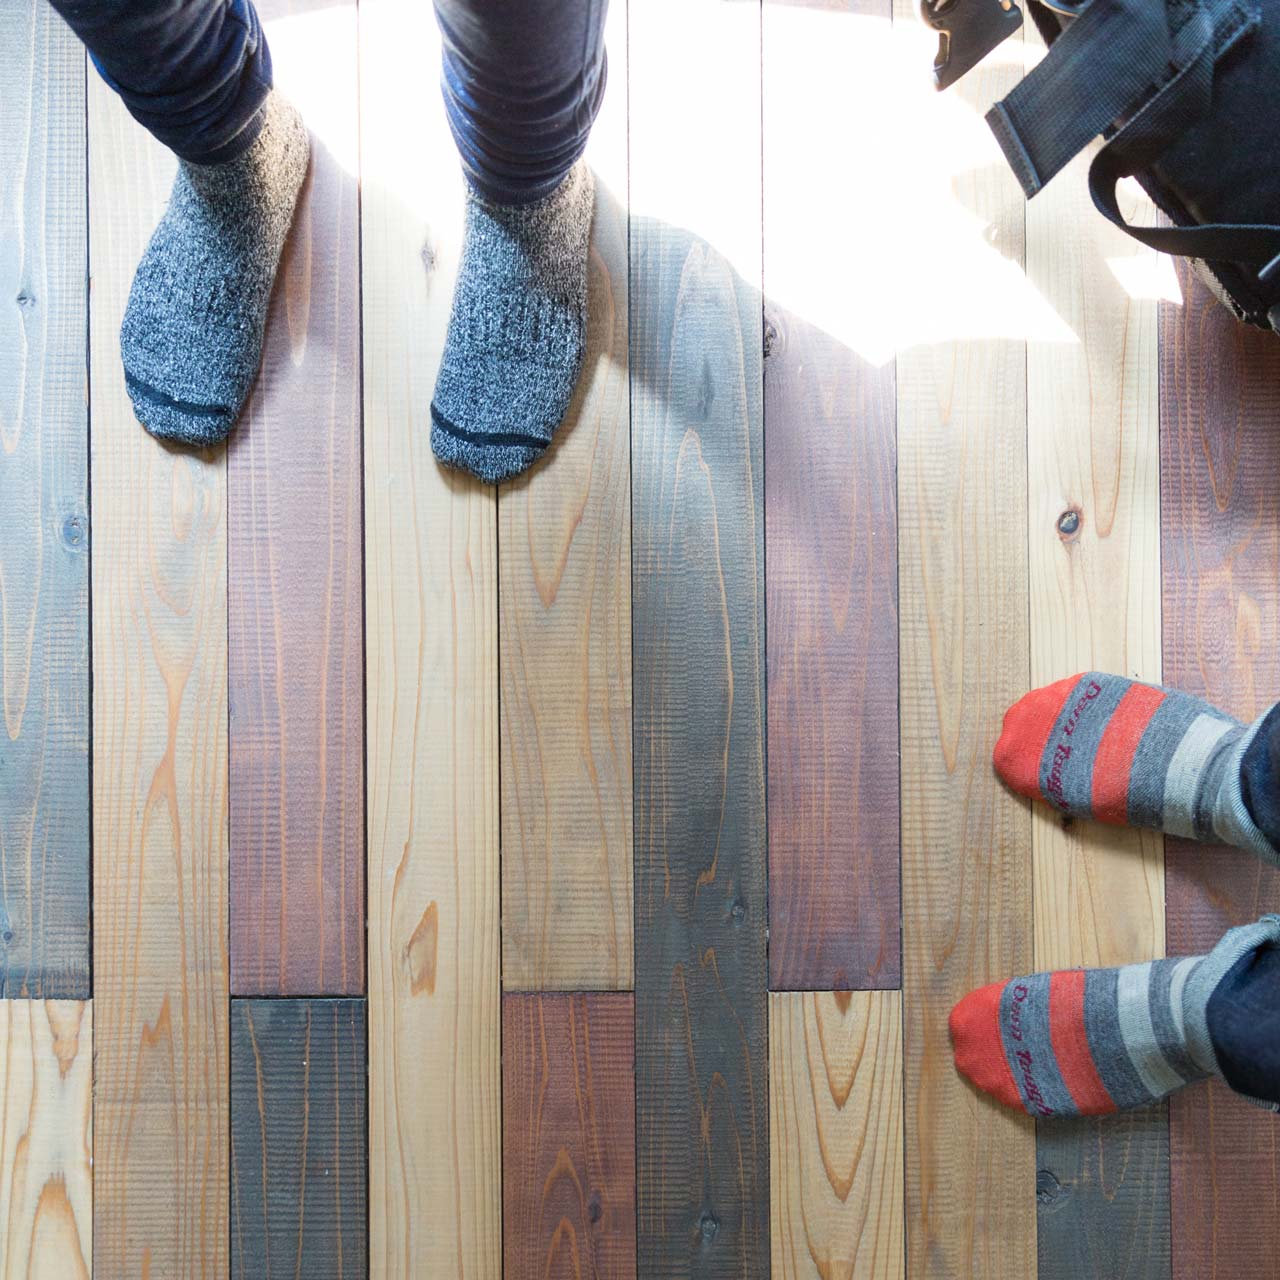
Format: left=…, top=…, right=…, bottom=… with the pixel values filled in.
left=502, top=994, right=636, bottom=1278
left=230, top=999, right=366, bottom=1278
left=498, top=11, right=632, bottom=989
left=1024, top=82, right=1169, bottom=1274
left=88, top=72, right=230, bottom=1279
left=769, top=992, right=904, bottom=1280
left=360, top=1, right=501, bottom=1272
left=0, top=1001, right=92, bottom=1278
left=228, top=0, right=364, bottom=997
left=630, top=2, right=768, bottom=1271
left=762, top=0, right=900, bottom=995
left=0, top=2, right=89, bottom=999
left=892, top=4, right=1036, bottom=1274
left=1161, top=261, right=1280, bottom=1280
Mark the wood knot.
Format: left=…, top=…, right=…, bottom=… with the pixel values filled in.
left=1056, top=507, right=1082, bottom=540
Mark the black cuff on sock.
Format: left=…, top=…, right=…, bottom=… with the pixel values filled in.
left=1205, top=943, right=1280, bottom=1104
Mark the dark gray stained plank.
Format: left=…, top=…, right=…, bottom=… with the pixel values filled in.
left=1037, top=1108, right=1171, bottom=1280
left=231, top=999, right=367, bottom=1279
left=631, top=213, right=770, bottom=1276
left=0, top=1, right=89, bottom=999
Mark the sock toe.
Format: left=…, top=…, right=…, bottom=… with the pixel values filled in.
left=949, top=981, right=1025, bottom=1110
left=430, top=407, right=547, bottom=484
left=993, top=674, right=1084, bottom=798
left=125, top=370, right=237, bottom=448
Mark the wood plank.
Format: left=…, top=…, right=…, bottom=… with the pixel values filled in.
left=502, top=993, right=636, bottom=1277
left=88, top=73, right=229, bottom=1278
left=230, top=999, right=366, bottom=1277
left=0, top=1, right=89, bottom=999
left=227, top=0, right=364, bottom=997
left=1023, top=62, right=1170, bottom=1272
left=769, top=991, right=904, bottom=1280
left=360, top=0, right=501, bottom=1272
left=0, top=1001, right=92, bottom=1278
left=762, top=0, right=900, bottom=993
left=1161, top=260, right=1280, bottom=1280
left=629, top=1, right=769, bottom=1271
left=497, top=3, right=632, bottom=990
left=891, top=3, right=1036, bottom=1274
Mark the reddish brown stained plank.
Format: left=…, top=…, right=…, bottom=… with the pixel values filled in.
left=502, top=994, right=636, bottom=1279
left=228, top=0, right=364, bottom=996
left=763, top=1, right=900, bottom=997
left=763, top=302, right=898, bottom=991
left=1161, top=262, right=1280, bottom=1280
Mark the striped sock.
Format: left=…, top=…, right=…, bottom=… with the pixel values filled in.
left=949, top=917, right=1280, bottom=1116
left=994, top=673, right=1278, bottom=864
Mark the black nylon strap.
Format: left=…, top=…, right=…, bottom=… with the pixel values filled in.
left=1086, top=5, right=1280, bottom=270
left=985, top=0, right=1171, bottom=197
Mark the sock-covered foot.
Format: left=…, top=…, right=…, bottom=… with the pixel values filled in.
left=949, top=916, right=1280, bottom=1116
left=430, top=163, right=594, bottom=484
left=994, top=673, right=1278, bottom=863
left=121, top=92, right=310, bottom=447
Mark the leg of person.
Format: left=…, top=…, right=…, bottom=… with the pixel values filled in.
left=992, top=673, right=1280, bottom=865
left=49, top=0, right=310, bottom=444
left=949, top=916, right=1280, bottom=1117
left=428, top=0, right=609, bottom=483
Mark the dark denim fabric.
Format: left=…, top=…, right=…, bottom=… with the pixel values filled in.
left=49, top=0, right=273, bottom=164
left=1206, top=942, right=1280, bottom=1105
left=434, top=0, right=609, bottom=203
left=1241, top=702, right=1280, bottom=852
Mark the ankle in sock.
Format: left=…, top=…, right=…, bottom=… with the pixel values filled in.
left=949, top=916, right=1280, bottom=1116
left=994, top=673, right=1279, bottom=863
left=430, top=162, right=594, bottom=485
left=120, top=92, right=310, bottom=447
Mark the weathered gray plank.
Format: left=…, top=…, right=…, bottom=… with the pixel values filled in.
left=0, top=1, right=90, bottom=999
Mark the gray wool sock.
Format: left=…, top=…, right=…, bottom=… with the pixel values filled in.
left=430, top=162, right=594, bottom=484
left=120, top=92, right=310, bottom=447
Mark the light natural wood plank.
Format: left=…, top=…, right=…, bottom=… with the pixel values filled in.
left=360, top=1, right=501, bottom=1273
left=0, top=1001, right=92, bottom=1278
left=1023, top=46, right=1170, bottom=1269
left=630, top=2, right=769, bottom=1272
left=762, top=0, right=900, bottom=993
left=891, top=4, right=1036, bottom=1275
left=770, top=991, right=904, bottom=1280
left=228, top=0, right=364, bottom=998
left=1161, top=261, right=1280, bottom=1280
left=0, top=0, right=89, bottom=999
left=497, top=1, right=632, bottom=990
left=88, top=76, right=229, bottom=1277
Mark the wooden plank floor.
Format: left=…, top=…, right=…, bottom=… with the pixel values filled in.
left=4, top=1, right=1280, bottom=1277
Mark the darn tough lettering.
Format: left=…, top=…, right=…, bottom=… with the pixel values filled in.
left=1044, top=680, right=1103, bottom=811
left=1009, top=985, right=1054, bottom=1116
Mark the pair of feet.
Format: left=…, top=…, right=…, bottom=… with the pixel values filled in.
left=953, top=672, right=1280, bottom=1118
left=122, top=93, right=593, bottom=484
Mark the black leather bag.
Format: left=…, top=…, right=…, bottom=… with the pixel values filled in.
left=928, top=0, right=1280, bottom=332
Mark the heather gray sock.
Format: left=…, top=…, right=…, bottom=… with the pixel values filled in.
left=430, top=162, right=594, bottom=484
left=120, top=92, right=310, bottom=447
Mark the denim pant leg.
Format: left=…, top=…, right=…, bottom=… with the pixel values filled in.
left=1241, top=702, right=1280, bottom=851
left=433, top=0, right=609, bottom=205
left=1206, top=939, right=1280, bottom=1106
left=48, top=0, right=273, bottom=163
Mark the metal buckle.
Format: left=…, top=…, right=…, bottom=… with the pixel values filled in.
left=922, top=0, right=1024, bottom=91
